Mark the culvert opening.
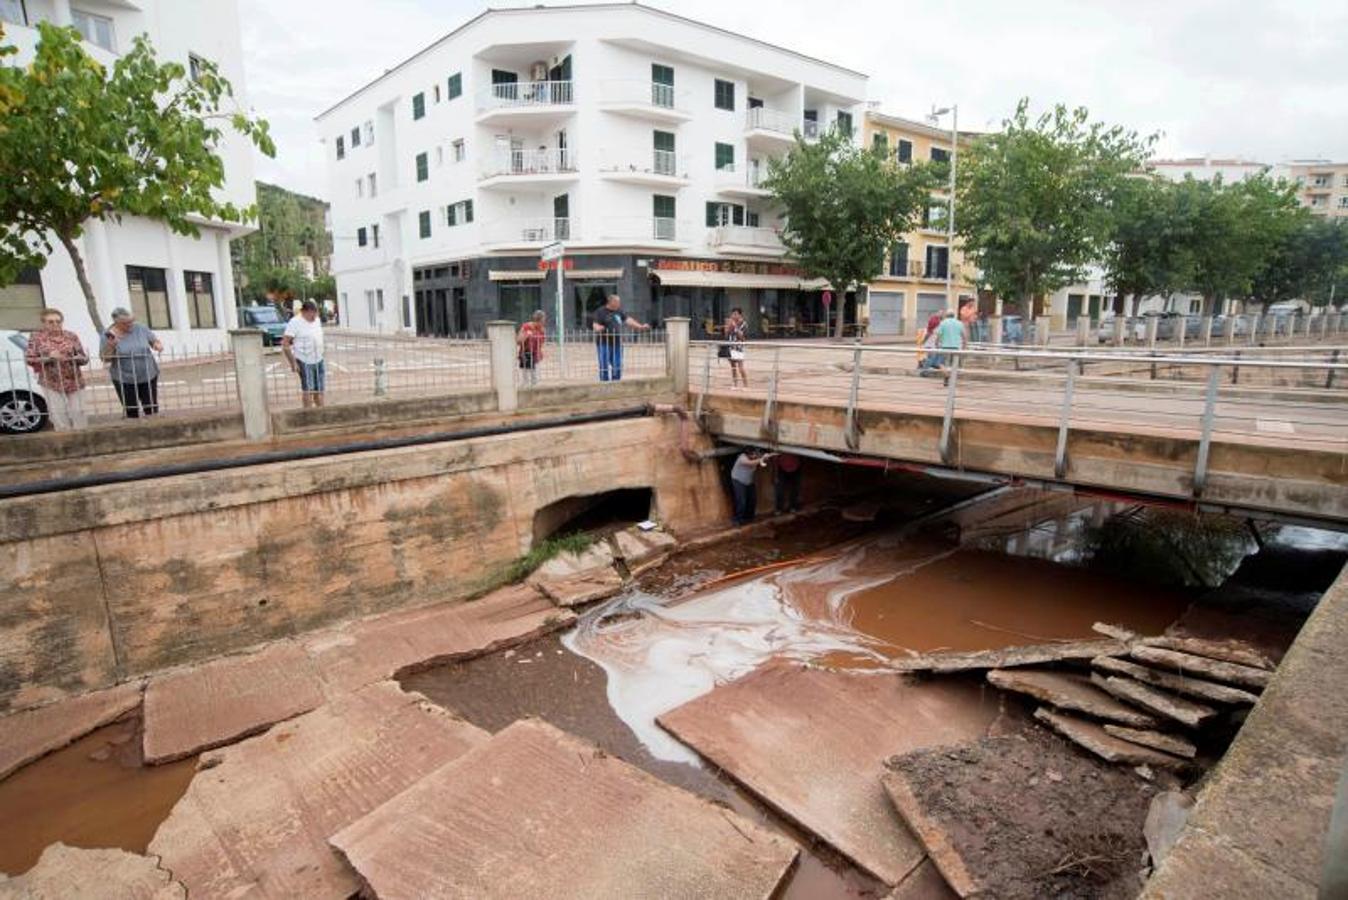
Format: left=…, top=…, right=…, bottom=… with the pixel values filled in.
left=532, top=488, right=654, bottom=544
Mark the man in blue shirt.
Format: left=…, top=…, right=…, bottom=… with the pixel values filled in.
left=930, top=310, right=965, bottom=372
left=590, top=294, right=651, bottom=382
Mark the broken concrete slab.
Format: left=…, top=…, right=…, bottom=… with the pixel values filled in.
left=1090, top=673, right=1217, bottom=729
left=0, top=680, right=142, bottom=780
left=657, top=662, right=1002, bottom=886
left=1129, top=646, right=1271, bottom=690
left=330, top=719, right=798, bottom=900
left=886, top=859, right=958, bottom=900
left=305, top=582, right=573, bottom=695
left=1092, top=655, right=1260, bottom=705
left=148, top=681, right=488, bottom=899
left=1143, top=791, right=1194, bottom=868
left=1092, top=621, right=1141, bottom=642
left=142, top=640, right=324, bottom=764
left=533, top=541, right=616, bottom=578
left=890, top=639, right=1126, bottom=674
left=610, top=526, right=677, bottom=567
left=531, top=567, right=625, bottom=608
left=987, top=668, right=1159, bottom=727
left=881, top=774, right=979, bottom=897
left=1140, top=824, right=1317, bottom=899
left=0, top=843, right=184, bottom=899
left=1140, top=635, right=1275, bottom=671
left=1033, top=708, right=1189, bottom=769
left=1103, top=725, right=1198, bottom=759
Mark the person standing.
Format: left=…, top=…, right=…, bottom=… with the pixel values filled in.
left=934, top=308, right=966, bottom=375
left=25, top=308, right=89, bottom=430
left=590, top=293, right=650, bottom=382
left=773, top=452, right=802, bottom=515
left=723, top=307, right=749, bottom=389
left=730, top=448, right=773, bottom=526
left=917, top=312, right=942, bottom=373
left=517, top=310, right=546, bottom=386
left=282, top=299, right=326, bottom=408
left=101, top=307, right=162, bottom=418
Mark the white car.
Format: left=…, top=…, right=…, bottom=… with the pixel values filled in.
left=0, top=329, right=49, bottom=434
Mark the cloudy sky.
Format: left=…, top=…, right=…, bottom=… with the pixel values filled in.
left=238, top=0, right=1348, bottom=199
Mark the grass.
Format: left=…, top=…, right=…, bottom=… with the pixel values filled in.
left=501, top=531, right=597, bottom=584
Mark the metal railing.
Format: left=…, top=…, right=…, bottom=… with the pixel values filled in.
left=597, top=148, right=686, bottom=178
left=688, top=339, right=1348, bottom=493
left=518, top=329, right=668, bottom=387
left=599, top=78, right=683, bottom=111
left=706, top=225, right=784, bottom=251
left=480, top=147, right=577, bottom=178
left=713, top=164, right=768, bottom=190
left=745, top=106, right=797, bottom=135
left=599, top=216, right=688, bottom=243
left=477, top=79, right=574, bottom=111
left=481, top=216, right=575, bottom=245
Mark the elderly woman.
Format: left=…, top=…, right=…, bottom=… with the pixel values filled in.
left=24, top=307, right=89, bottom=430
left=100, top=307, right=163, bottom=418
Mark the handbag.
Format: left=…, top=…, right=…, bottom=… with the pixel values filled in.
left=717, top=343, right=731, bottom=359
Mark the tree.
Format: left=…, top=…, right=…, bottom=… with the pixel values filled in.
left=955, top=100, right=1153, bottom=314
left=0, top=23, right=275, bottom=329
left=233, top=182, right=332, bottom=305
left=1252, top=214, right=1348, bottom=309
left=1101, top=176, right=1195, bottom=313
left=765, top=128, right=936, bottom=337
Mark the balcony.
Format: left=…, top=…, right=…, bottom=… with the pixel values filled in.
left=597, top=216, right=692, bottom=248
left=714, top=165, right=772, bottom=198
left=481, top=217, right=576, bottom=249
left=478, top=148, right=579, bottom=189
left=707, top=225, right=786, bottom=256
left=475, top=80, right=576, bottom=125
left=599, top=79, right=692, bottom=124
left=745, top=107, right=800, bottom=150
left=597, top=149, right=690, bottom=187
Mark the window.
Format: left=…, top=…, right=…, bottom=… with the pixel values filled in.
left=363, top=121, right=374, bottom=145
left=419, top=210, right=432, bottom=239
left=835, top=111, right=853, bottom=136
left=412, top=92, right=426, bottom=120
left=368, top=173, right=377, bottom=197
left=365, top=290, right=376, bottom=324
left=376, top=289, right=385, bottom=312
left=1311, top=174, right=1331, bottom=188
left=872, top=133, right=888, bottom=154
left=371, top=224, right=381, bottom=248
left=715, top=142, right=735, bottom=171
left=0, top=1, right=27, bottom=27
left=71, top=8, right=115, bottom=52
left=402, top=294, right=412, bottom=328
left=0, top=266, right=43, bottom=330
left=356, top=178, right=364, bottom=198
left=714, top=79, right=735, bottom=111
left=447, top=72, right=462, bottom=100
left=925, top=245, right=949, bottom=280
left=446, top=199, right=474, bottom=226
left=433, top=84, right=441, bottom=104
left=183, top=271, right=217, bottom=329
left=654, top=195, right=676, bottom=239
left=125, top=266, right=172, bottom=329
left=706, top=202, right=745, bottom=227
left=931, top=147, right=950, bottom=164
left=747, top=211, right=760, bottom=227
left=1339, top=196, right=1348, bottom=209
left=652, top=130, right=676, bottom=174
left=188, top=53, right=208, bottom=83
left=926, top=204, right=948, bottom=229
left=464, top=199, right=474, bottom=223
left=651, top=63, right=674, bottom=107
left=351, top=126, right=361, bottom=148
left=498, top=283, right=542, bottom=323
left=452, top=139, right=465, bottom=162
left=446, top=204, right=456, bottom=226
left=896, top=139, right=913, bottom=164
left=336, top=135, right=345, bottom=160
left=416, top=152, right=429, bottom=182
left=888, top=242, right=909, bottom=277
left=357, top=227, right=368, bottom=247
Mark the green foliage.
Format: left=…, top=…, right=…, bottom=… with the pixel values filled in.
left=1100, top=175, right=1196, bottom=311
left=0, top=23, right=274, bottom=326
left=1252, top=214, right=1348, bottom=308
left=233, top=182, right=332, bottom=303
left=956, top=100, right=1154, bottom=309
left=1084, top=508, right=1252, bottom=588
left=765, top=128, right=937, bottom=336
left=501, top=532, right=596, bottom=584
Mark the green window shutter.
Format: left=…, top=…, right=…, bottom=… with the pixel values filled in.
left=653, top=195, right=675, bottom=219
left=416, top=152, right=428, bottom=182
left=447, top=73, right=462, bottom=99
left=705, top=202, right=718, bottom=227
left=464, top=199, right=474, bottom=222
left=714, top=79, right=734, bottom=111
left=447, top=205, right=456, bottom=226
left=412, top=92, right=425, bottom=120
left=419, top=211, right=431, bottom=238
left=651, top=64, right=674, bottom=86
left=653, top=130, right=675, bottom=152
left=732, top=204, right=744, bottom=226
left=715, top=143, right=734, bottom=170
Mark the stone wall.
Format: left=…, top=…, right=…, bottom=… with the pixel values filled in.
left=0, top=415, right=730, bottom=713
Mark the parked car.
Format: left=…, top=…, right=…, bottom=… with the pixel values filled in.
left=1001, top=315, right=1025, bottom=345
left=1210, top=315, right=1251, bottom=338
left=0, top=329, right=48, bottom=434
left=240, top=304, right=288, bottom=346
left=1097, top=315, right=1145, bottom=343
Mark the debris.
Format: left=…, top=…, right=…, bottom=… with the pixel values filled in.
left=329, top=720, right=798, bottom=900
left=0, top=843, right=184, bottom=899
left=988, top=669, right=1159, bottom=727
left=1128, top=646, right=1271, bottom=690
left=0, top=680, right=143, bottom=780
left=1033, top=708, right=1189, bottom=769
left=1092, top=622, right=1141, bottom=642
left=890, top=639, right=1128, bottom=674
left=1142, top=791, right=1193, bottom=868
left=1102, top=725, right=1197, bottom=759
left=1091, top=656, right=1260, bottom=706
left=1089, top=674, right=1217, bottom=729
left=1137, top=635, right=1275, bottom=671
left=531, top=568, right=625, bottom=608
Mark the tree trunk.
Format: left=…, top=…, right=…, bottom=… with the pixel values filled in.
left=832, top=285, right=845, bottom=339
left=57, top=230, right=103, bottom=331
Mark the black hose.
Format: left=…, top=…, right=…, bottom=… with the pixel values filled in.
left=0, top=405, right=654, bottom=499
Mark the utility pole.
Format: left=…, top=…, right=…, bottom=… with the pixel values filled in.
left=928, top=105, right=958, bottom=313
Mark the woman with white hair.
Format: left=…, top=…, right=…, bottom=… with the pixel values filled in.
left=100, top=307, right=163, bottom=418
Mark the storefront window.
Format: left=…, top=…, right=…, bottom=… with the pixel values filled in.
left=572, top=282, right=617, bottom=330
left=498, top=283, right=542, bottom=324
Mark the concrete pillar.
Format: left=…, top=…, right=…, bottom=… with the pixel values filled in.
left=1248, top=314, right=1261, bottom=345
left=1035, top=316, right=1051, bottom=347
left=1175, top=319, right=1186, bottom=349
left=1201, top=316, right=1214, bottom=347
left=1112, top=316, right=1126, bottom=347
left=1075, top=317, right=1091, bottom=347
left=1145, top=316, right=1159, bottom=348
left=230, top=329, right=270, bottom=440
left=989, top=315, right=1004, bottom=346
left=487, top=320, right=518, bottom=413
left=665, top=316, right=689, bottom=395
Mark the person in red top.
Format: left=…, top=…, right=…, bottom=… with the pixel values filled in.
left=773, top=452, right=803, bottom=514
left=517, top=310, right=547, bottom=386
left=25, top=307, right=89, bottom=430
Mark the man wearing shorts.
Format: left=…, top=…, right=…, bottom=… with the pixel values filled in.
left=282, top=300, right=326, bottom=407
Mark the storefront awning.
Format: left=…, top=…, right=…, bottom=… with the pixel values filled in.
left=799, top=277, right=834, bottom=291
left=652, top=270, right=806, bottom=290
left=568, top=268, right=625, bottom=280
left=488, top=269, right=546, bottom=282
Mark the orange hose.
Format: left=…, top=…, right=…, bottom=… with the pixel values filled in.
left=694, top=552, right=839, bottom=591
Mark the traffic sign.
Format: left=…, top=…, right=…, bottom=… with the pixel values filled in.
left=540, top=241, right=564, bottom=262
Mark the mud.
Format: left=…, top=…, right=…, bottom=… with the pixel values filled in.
left=0, top=716, right=197, bottom=876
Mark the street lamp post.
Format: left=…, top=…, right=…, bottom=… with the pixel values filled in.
left=928, top=105, right=958, bottom=314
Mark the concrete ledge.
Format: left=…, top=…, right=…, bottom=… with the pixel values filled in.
left=0, top=413, right=244, bottom=466
left=271, top=390, right=497, bottom=434
left=518, top=376, right=675, bottom=410
left=1141, top=562, right=1348, bottom=899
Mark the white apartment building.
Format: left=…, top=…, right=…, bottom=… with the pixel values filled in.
left=1148, top=156, right=1270, bottom=184
left=0, top=0, right=256, bottom=351
left=315, top=3, right=866, bottom=336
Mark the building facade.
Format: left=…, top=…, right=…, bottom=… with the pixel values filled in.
left=314, top=3, right=867, bottom=337
left=1148, top=156, right=1270, bottom=184
left=1280, top=160, right=1348, bottom=220
left=861, top=110, right=976, bottom=335
left=0, top=0, right=256, bottom=351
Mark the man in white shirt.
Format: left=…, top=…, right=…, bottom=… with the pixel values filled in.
left=282, top=300, right=326, bottom=407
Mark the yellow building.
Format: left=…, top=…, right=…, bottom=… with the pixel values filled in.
left=1284, top=160, right=1348, bottom=220
left=861, top=110, right=978, bottom=336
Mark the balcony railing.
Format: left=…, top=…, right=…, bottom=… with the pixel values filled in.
left=477, top=80, right=575, bottom=111
left=598, top=148, right=687, bottom=178
left=480, top=147, right=578, bottom=179
left=802, top=120, right=820, bottom=140
left=599, top=79, right=685, bottom=112
left=707, top=225, right=784, bottom=250
left=600, top=217, right=688, bottom=242
left=714, top=164, right=768, bottom=190
left=745, top=107, right=798, bottom=136
left=482, top=217, right=575, bottom=244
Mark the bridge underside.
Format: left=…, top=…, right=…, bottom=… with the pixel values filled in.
left=705, top=397, right=1348, bottom=527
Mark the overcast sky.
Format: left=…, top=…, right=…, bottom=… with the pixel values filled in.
left=238, top=0, right=1348, bottom=200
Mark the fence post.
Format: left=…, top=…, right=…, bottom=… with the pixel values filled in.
left=487, top=320, right=518, bottom=413
left=939, top=353, right=961, bottom=464
left=1248, top=313, right=1261, bottom=346
left=843, top=345, right=863, bottom=450
left=1113, top=315, right=1126, bottom=347
left=1192, top=365, right=1221, bottom=498
left=1201, top=315, right=1214, bottom=347
left=1054, top=359, right=1077, bottom=479
left=229, top=329, right=270, bottom=440
left=989, top=315, right=1004, bottom=346
left=1035, top=316, right=1051, bottom=347
left=665, top=316, right=689, bottom=395
left=1075, top=317, right=1090, bottom=347
left=761, top=346, right=780, bottom=441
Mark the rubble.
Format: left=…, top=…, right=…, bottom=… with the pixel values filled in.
left=0, top=843, right=184, bottom=899
left=1137, top=635, right=1275, bottom=671
left=987, top=669, right=1159, bottom=727
left=1032, top=708, right=1189, bottom=769
left=0, top=681, right=143, bottom=780
left=1102, top=725, right=1197, bottom=759
left=1142, top=791, right=1194, bottom=869
left=1091, top=655, right=1260, bottom=706
left=888, top=639, right=1127, bottom=673
left=1129, top=646, right=1272, bottom=690
left=1090, top=674, right=1217, bottom=729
